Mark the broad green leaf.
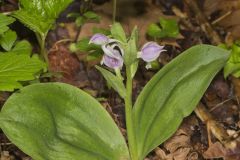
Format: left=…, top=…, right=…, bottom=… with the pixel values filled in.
left=12, top=0, right=73, bottom=36
left=111, top=23, right=127, bottom=43
left=11, top=40, right=32, bottom=55
left=146, top=23, right=161, bottom=38
left=0, top=54, right=46, bottom=91
left=96, top=66, right=126, bottom=98
left=0, top=13, right=15, bottom=34
left=132, top=45, right=229, bottom=159
left=0, top=82, right=130, bottom=160
left=0, top=80, right=22, bottom=92
left=0, top=30, right=17, bottom=51
left=123, top=26, right=138, bottom=65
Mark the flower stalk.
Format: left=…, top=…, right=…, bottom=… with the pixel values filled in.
left=125, top=66, right=138, bottom=160
left=113, top=0, right=117, bottom=23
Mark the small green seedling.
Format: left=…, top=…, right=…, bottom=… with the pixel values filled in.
left=221, top=41, right=240, bottom=78
left=147, top=18, right=179, bottom=39
left=0, top=23, right=229, bottom=160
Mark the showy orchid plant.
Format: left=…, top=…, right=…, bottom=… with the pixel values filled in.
left=0, top=22, right=229, bottom=160
left=89, top=33, right=166, bottom=70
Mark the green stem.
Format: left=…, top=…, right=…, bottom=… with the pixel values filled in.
left=36, top=34, right=48, bottom=65
left=125, top=67, right=138, bottom=160
left=112, top=0, right=117, bottom=23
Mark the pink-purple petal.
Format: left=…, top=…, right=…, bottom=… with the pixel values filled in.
left=140, top=42, right=165, bottom=62
left=89, top=33, right=109, bottom=45
left=102, top=54, right=123, bottom=69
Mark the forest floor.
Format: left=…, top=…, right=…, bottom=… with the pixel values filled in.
left=1, top=0, right=240, bottom=160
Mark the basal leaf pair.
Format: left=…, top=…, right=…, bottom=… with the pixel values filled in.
left=0, top=42, right=229, bottom=160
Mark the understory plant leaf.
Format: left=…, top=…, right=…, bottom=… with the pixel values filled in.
left=132, top=44, right=229, bottom=159
left=0, top=54, right=46, bottom=91
left=0, top=14, right=15, bottom=34
left=0, top=83, right=130, bottom=160
left=11, top=40, right=32, bottom=55
left=123, top=26, right=138, bottom=66
left=147, top=18, right=179, bottom=39
left=111, top=23, right=127, bottom=43
left=12, top=0, right=73, bottom=37
left=223, top=43, right=240, bottom=78
left=96, top=66, right=126, bottom=98
left=0, top=29, right=17, bottom=51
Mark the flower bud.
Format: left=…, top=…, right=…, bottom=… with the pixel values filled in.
left=138, top=42, right=165, bottom=62
left=89, top=33, right=109, bottom=45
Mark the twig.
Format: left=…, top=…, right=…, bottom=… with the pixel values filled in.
left=184, top=0, right=222, bottom=45
left=212, top=11, right=232, bottom=25
left=195, top=102, right=229, bottom=143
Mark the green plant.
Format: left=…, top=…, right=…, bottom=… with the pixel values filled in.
left=221, top=41, right=240, bottom=78
left=0, top=13, right=46, bottom=91
left=147, top=18, right=179, bottom=39
left=0, top=23, right=229, bottom=160
left=69, top=27, right=111, bottom=62
left=12, top=0, right=73, bottom=64
left=67, top=0, right=100, bottom=42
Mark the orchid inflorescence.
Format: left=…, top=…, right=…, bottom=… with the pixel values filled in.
left=89, top=33, right=166, bottom=70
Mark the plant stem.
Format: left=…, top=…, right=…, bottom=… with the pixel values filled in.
left=36, top=34, right=48, bottom=65
left=125, top=67, right=138, bottom=160
left=112, top=0, right=117, bottom=23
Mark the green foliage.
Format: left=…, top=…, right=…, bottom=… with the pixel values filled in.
left=92, top=27, right=111, bottom=35
left=223, top=42, right=240, bottom=78
left=111, top=23, right=127, bottom=43
left=13, top=0, right=73, bottom=37
left=147, top=18, right=179, bottom=39
left=0, top=83, right=130, bottom=160
left=70, top=38, right=100, bottom=52
left=11, top=40, right=32, bottom=55
left=132, top=45, right=229, bottom=159
left=0, top=14, right=15, bottom=34
left=96, top=66, right=126, bottom=98
left=0, top=13, right=46, bottom=91
left=69, top=37, right=103, bottom=62
left=0, top=54, right=46, bottom=91
left=0, top=30, right=17, bottom=51
left=68, top=11, right=100, bottom=27
left=123, top=26, right=138, bottom=66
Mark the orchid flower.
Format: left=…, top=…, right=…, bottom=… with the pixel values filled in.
left=138, top=42, right=166, bottom=69
left=90, top=34, right=124, bottom=69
